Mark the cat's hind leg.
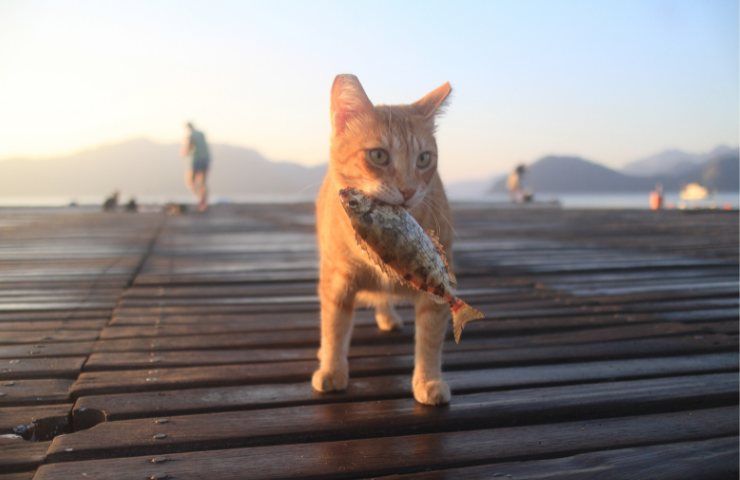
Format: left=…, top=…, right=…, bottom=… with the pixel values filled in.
left=375, top=298, right=404, bottom=332
left=412, top=294, right=450, bottom=405
left=356, top=291, right=404, bottom=332
left=357, top=290, right=403, bottom=332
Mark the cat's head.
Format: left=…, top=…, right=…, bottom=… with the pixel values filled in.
left=329, top=74, right=451, bottom=209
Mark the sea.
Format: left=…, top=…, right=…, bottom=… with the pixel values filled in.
left=0, top=192, right=738, bottom=210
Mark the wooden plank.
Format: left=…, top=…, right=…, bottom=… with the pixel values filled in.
left=0, top=471, right=35, bottom=480
left=99, top=304, right=720, bottom=339
left=0, top=357, right=86, bottom=380
left=0, top=301, right=118, bottom=313
left=106, top=294, right=740, bottom=323
left=71, top=333, right=738, bottom=396
left=88, top=320, right=713, bottom=353
left=32, top=407, right=738, bottom=480
left=0, top=438, right=50, bottom=474
left=115, top=287, right=537, bottom=308
left=79, top=324, right=736, bottom=372
left=0, top=320, right=107, bottom=331
left=0, top=342, right=94, bottom=360
left=58, top=372, right=738, bottom=461
left=0, top=330, right=99, bottom=345
left=562, top=280, right=738, bottom=298
left=378, top=436, right=739, bottom=480
left=621, top=297, right=738, bottom=313
left=539, top=267, right=738, bottom=286
left=72, top=352, right=738, bottom=423
left=106, top=296, right=577, bottom=317
left=657, top=308, right=740, bottom=322
left=0, top=310, right=112, bottom=322
left=0, top=379, right=73, bottom=405
left=0, top=403, right=70, bottom=439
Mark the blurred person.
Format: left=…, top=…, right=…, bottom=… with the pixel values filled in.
left=125, top=197, right=138, bottom=212
left=507, top=164, right=532, bottom=203
left=180, top=122, right=211, bottom=212
left=649, top=183, right=664, bottom=210
left=102, top=190, right=119, bottom=211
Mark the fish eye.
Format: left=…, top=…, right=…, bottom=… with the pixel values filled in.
left=417, top=151, right=433, bottom=169
left=366, top=148, right=390, bottom=167
left=348, top=199, right=359, bottom=208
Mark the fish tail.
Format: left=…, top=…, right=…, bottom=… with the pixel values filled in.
left=450, top=298, right=485, bottom=344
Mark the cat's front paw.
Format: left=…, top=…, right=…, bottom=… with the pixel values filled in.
left=311, top=367, right=349, bottom=392
left=413, top=378, right=451, bottom=406
left=375, top=309, right=404, bottom=331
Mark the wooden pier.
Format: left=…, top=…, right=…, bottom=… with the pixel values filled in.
left=1, top=204, right=737, bottom=479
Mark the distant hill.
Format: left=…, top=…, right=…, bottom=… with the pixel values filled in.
left=490, top=148, right=739, bottom=193
left=494, top=156, right=655, bottom=193
left=444, top=178, right=495, bottom=198
left=682, top=148, right=740, bottom=191
left=621, top=145, right=736, bottom=177
left=0, top=138, right=327, bottom=198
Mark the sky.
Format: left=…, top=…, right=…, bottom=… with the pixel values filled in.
left=0, top=0, right=737, bottom=181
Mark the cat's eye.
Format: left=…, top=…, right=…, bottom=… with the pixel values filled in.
left=366, top=148, right=390, bottom=167
left=417, top=151, right=433, bottom=169
left=348, top=199, right=359, bottom=208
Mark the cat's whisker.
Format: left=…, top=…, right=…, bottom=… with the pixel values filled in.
left=423, top=197, right=456, bottom=237
left=423, top=197, right=442, bottom=235
left=434, top=205, right=457, bottom=236
left=296, top=181, right=323, bottom=195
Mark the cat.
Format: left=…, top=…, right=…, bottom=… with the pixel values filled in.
left=313, top=74, right=454, bottom=405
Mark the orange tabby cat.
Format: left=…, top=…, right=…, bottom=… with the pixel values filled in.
left=314, top=74, right=454, bottom=405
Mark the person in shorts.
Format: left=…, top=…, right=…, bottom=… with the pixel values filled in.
left=181, top=122, right=211, bottom=212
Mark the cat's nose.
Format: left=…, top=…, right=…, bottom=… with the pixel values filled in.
left=401, top=188, right=416, bottom=201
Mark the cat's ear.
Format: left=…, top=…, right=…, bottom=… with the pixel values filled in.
left=413, top=82, right=452, bottom=119
left=331, top=74, right=374, bottom=135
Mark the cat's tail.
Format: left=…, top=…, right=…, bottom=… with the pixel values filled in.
left=450, top=298, right=485, bottom=344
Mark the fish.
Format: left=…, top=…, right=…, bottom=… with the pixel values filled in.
left=338, top=187, right=484, bottom=342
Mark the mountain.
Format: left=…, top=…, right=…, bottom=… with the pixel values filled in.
left=0, top=138, right=327, bottom=198
left=621, top=145, right=735, bottom=177
left=490, top=148, right=739, bottom=193
left=444, top=178, right=496, bottom=198
left=679, top=148, right=740, bottom=191
left=491, top=156, right=654, bottom=193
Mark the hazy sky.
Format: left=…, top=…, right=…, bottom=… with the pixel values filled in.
left=1, top=0, right=737, bottom=181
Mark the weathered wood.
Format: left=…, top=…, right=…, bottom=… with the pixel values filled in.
left=0, top=438, right=50, bottom=474
left=0, top=310, right=112, bottom=322
left=0, top=403, right=71, bottom=439
left=32, top=407, right=738, bottom=479
left=98, top=303, right=735, bottom=338
left=379, top=436, right=739, bottom=480
left=71, top=333, right=738, bottom=396
left=88, top=319, right=718, bottom=353
left=117, top=285, right=534, bottom=308
left=0, top=330, right=100, bottom=345
left=0, top=471, right=35, bottom=480
left=0, top=342, right=94, bottom=360
left=83, top=325, right=736, bottom=370
left=54, top=373, right=738, bottom=461
left=0, top=379, right=73, bottom=405
left=71, top=353, right=738, bottom=424
left=2, top=203, right=738, bottom=479
left=0, top=357, right=86, bottom=380
left=0, top=320, right=107, bottom=331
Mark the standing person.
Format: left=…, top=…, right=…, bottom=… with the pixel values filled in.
left=180, top=122, right=211, bottom=212
left=507, top=164, right=527, bottom=203
left=649, top=183, right=664, bottom=210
